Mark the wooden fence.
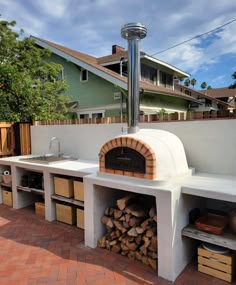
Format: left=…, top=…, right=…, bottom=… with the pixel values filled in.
left=0, top=109, right=235, bottom=157
left=32, top=109, right=236, bottom=126
left=19, top=123, right=31, bottom=155
left=0, top=122, right=15, bottom=157
left=0, top=122, right=31, bottom=157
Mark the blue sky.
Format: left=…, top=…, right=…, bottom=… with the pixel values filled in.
left=1, top=0, right=236, bottom=89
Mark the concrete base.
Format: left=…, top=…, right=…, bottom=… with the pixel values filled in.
left=84, top=172, right=196, bottom=282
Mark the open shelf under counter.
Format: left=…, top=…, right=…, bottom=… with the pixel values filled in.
left=182, top=224, right=236, bottom=251
left=51, top=194, right=84, bottom=208
left=0, top=182, right=12, bottom=188
left=17, top=185, right=45, bottom=196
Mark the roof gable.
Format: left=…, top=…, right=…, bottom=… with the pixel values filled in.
left=32, top=36, right=128, bottom=90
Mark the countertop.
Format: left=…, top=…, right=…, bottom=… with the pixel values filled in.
left=0, top=155, right=99, bottom=177
left=181, top=172, right=236, bottom=203
left=1, top=156, right=236, bottom=201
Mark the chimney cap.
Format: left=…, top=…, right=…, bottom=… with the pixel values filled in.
left=121, top=22, right=147, bottom=40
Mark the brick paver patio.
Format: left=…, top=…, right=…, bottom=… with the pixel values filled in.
left=0, top=204, right=233, bottom=285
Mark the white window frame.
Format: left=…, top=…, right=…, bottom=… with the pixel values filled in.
left=79, top=110, right=105, bottom=119
left=80, top=68, right=88, bottom=82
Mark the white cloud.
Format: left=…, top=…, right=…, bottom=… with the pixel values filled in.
left=1, top=1, right=45, bottom=36
left=35, top=0, right=67, bottom=18
left=1, top=0, right=236, bottom=79
left=211, top=75, right=226, bottom=84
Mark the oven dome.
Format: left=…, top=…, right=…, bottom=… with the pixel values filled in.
left=99, top=129, right=190, bottom=180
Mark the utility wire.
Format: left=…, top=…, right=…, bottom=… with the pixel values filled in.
left=151, top=18, right=236, bottom=56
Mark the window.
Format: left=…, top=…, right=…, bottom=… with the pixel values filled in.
left=58, top=67, right=64, bottom=80
left=80, top=69, right=88, bottom=82
left=92, top=113, right=103, bottom=119
left=80, top=114, right=89, bottom=119
left=159, top=71, right=173, bottom=89
left=79, top=110, right=105, bottom=119
left=141, top=64, right=157, bottom=85
left=185, top=90, right=191, bottom=96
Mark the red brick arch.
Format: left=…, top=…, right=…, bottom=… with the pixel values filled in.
left=99, top=136, right=156, bottom=180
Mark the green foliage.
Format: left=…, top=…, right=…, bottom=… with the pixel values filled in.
left=190, top=78, right=197, bottom=88
left=0, top=19, right=69, bottom=122
left=159, top=108, right=166, bottom=115
left=184, top=78, right=190, bottom=87
left=229, top=71, right=236, bottom=89
left=200, top=82, right=207, bottom=89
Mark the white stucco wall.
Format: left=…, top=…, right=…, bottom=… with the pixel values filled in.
left=31, top=119, right=236, bottom=176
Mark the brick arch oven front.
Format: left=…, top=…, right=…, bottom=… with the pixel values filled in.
left=99, top=128, right=190, bottom=181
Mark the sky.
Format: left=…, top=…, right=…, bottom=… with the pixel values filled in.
left=1, top=0, right=236, bottom=89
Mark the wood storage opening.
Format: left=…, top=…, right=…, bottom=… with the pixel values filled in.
left=97, top=190, right=158, bottom=271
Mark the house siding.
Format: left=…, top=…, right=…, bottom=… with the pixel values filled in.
left=141, top=93, right=188, bottom=112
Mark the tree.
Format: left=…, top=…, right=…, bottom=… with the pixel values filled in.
left=201, top=82, right=207, bottom=89
left=190, top=78, right=197, bottom=88
left=0, top=19, right=69, bottom=122
left=184, top=78, right=190, bottom=87
left=207, top=85, right=212, bottom=90
left=229, top=71, right=236, bottom=89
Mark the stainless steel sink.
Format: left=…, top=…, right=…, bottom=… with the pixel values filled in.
left=20, top=155, right=76, bottom=164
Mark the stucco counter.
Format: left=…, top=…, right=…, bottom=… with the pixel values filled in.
left=0, top=155, right=98, bottom=177
left=181, top=172, right=236, bottom=203
left=0, top=155, right=98, bottom=221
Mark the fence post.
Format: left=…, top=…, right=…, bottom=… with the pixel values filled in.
left=19, top=123, right=31, bottom=155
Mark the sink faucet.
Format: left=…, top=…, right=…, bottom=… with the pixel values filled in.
left=49, top=137, right=61, bottom=156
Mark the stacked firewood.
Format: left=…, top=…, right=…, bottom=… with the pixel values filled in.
left=97, top=194, right=158, bottom=270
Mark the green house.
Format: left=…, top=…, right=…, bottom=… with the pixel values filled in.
left=32, top=37, right=201, bottom=119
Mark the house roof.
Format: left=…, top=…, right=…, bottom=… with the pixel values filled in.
left=97, top=50, right=189, bottom=78
left=31, top=36, right=201, bottom=104
left=175, top=83, right=233, bottom=108
left=202, top=87, right=236, bottom=99
left=141, top=81, right=201, bottom=102
left=97, top=50, right=145, bottom=65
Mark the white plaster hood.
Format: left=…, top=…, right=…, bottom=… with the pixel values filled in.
left=120, top=128, right=190, bottom=180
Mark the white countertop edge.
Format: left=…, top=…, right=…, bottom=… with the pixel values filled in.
left=0, top=155, right=99, bottom=177
left=181, top=172, right=236, bottom=202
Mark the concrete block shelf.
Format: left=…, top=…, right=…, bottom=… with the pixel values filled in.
left=0, top=156, right=97, bottom=223
left=182, top=224, right=236, bottom=251
left=51, top=194, right=84, bottom=207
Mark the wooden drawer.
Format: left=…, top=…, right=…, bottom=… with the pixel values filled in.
left=2, top=190, right=12, bottom=207
left=54, top=176, right=73, bottom=198
left=76, top=208, right=84, bottom=229
left=198, top=246, right=235, bottom=282
left=35, top=202, right=45, bottom=218
left=56, top=203, right=76, bottom=225
left=73, top=180, right=84, bottom=201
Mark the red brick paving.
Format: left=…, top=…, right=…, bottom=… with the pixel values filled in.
left=0, top=204, right=234, bottom=285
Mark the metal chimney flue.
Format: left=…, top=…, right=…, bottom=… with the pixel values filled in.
left=121, top=23, right=147, bottom=134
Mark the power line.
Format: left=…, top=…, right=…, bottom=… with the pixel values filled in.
left=151, top=18, right=236, bottom=56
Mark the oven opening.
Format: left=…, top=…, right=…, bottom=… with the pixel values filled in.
left=105, top=147, right=146, bottom=173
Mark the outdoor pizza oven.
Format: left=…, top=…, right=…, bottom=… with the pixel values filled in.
left=99, top=23, right=190, bottom=181
left=99, top=129, right=189, bottom=180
